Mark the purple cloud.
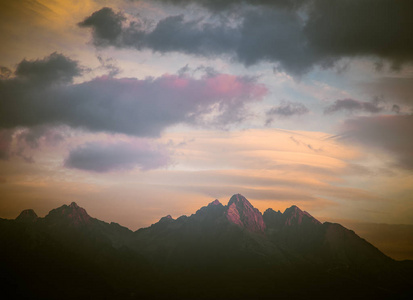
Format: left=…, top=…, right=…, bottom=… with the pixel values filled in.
left=14, top=52, right=81, bottom=84
left=266, top=101, right=309, bottom=125
left=341, top=114, right=413, bottom=170
left=64, top=140, right=170, bottom=173
left=0, top=53, right=267, bottom=136
left=324, top=98, right=383, bottom=114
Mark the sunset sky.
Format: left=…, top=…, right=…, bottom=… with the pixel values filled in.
left=1, top=0, right=412, bottom=241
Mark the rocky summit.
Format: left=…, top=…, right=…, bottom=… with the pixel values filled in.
left=226, top=193, right=266, bottom=233
left=45, top=201, right=92, bottom=227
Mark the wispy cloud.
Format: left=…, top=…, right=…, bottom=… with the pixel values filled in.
left=324, top=98, right=383, bottom=114
left=266, top=101, right=309, bottom=125
left=65, top=140, right=170, bottom=172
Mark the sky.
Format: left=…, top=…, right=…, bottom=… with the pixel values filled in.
left=1, top=0, right=413, bottom=241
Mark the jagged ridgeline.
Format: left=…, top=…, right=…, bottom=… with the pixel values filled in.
left=1, top=194, right=412, bottom=299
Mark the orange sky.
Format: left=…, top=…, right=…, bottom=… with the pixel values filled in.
left=1, top=0, right=413, bottom=260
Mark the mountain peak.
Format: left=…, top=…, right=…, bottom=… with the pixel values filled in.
left=159, top=215, right=174, bottom=222
left=209, top=199, right=221, bottom=206
left=283, top=205, right=321, bottom=226
left=264, top=208, right=281, bottom=214
left=226, top=194, right=266, bottom=233
left=16, top=209, right=38, bottom=223
left=45, top=202, right=91, bottom=227
left=69, top=202, right=80, bottom=208
left=228, top=194, right=249, bottom=205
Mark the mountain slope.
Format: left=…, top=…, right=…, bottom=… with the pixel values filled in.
left=131, top=197, right=288, bottom=272
left=1, top=194, right=412, bottom=299
left=15, top=209, right=38, bottom=223
left=226, top=194, right=266, bottom=233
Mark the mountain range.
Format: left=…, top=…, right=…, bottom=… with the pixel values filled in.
left=1, top=194, right=412, bottom=299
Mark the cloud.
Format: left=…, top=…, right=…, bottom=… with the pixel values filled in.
left=64, top=140, right=170, bottom=172
left=149, top=0, right=306, bottom=12
left=80, top=1, right=413, bottom=74
left=0, top=130, right=13, bottom=160
left=164, top=128, right=357, bottom=172
left=360, top=77, right=413, bottom=106
left=79, top=8, right=240, bottom=57
left=268, top=101, right=309, bottom=117
left=14, top=52, right=82, bottom=84
left=0, top=53, right=267, bottom=136
left=324, top=98, right=384, bottom=114
left=341, top=115, right=413, bottom=170
left=96, top=55, right=120, bottom=77
left=78, top=7, right=126, bottom=47
left=0, top=126, right=67, bottom=163
left=266, top=101, right=308, bottom=125
left=303, top=0, right=413, bottom=70
left=15, top=126, right=66, bottom=149
left=79, top=7, right=315, bottom=74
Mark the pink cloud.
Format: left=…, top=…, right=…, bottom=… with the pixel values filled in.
left=65, top=139, right=171, bottom=173
left=0, top=53, right=268, bottom=137
left=160, top=74, right=190, bottom=89
left=204, top=74, right=268, bottom=99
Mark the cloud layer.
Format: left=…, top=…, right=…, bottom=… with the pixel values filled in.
left=80, top=1, right=413, bottom=74
left=325, top=99, right=383, bottom=114
left=65, top=140, right=170, bottom=172
left=0, top=53, right=267, bottom=136
left=341, top=115, right=413, bottom=170
left=266, top=101, right=308, bottom=125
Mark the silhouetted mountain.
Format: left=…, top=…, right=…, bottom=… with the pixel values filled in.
left=40, top=202, right=134, bottom=248
left=44, top=202, right=92, bottom=227
left=1, top=194, right=412, bottom=299
left=15, top=209, right=38, bottom=223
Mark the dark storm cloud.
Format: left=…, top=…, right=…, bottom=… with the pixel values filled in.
left=324, top=99, right=383, bottom=114
left=341, top=115, right=413, bottom=170
left=146, top=15, right=240, bottom=57
left=15, top=52, right=81, bottom=84
left=266, top=101, right=308, bottom=125
left=64, top=140, right=170, bottom=172
left=82, top=1, right=413, bottom=74
left=79, top=8, right=239, bottom=57
left=148, top=0, right=306, bottom=12
left=304, top=0, right=413, bottom=70
left=0, top=53, right=267, bottom=136
left=79, top=7, right=316, bottom=74
left=0, top=53, right=78, bottom=129
left=234, top=8, right=315, bottom=73
left=78, top=7, right=125, bottom=47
